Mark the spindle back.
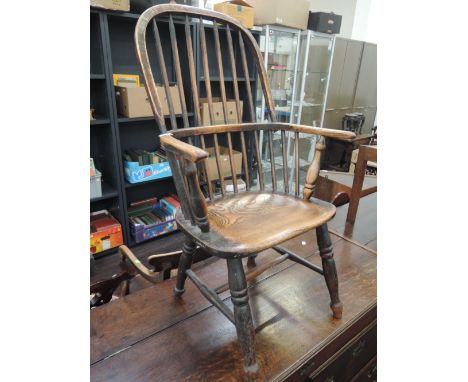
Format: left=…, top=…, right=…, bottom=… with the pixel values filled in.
left=136, top=5, right=355, bottom=233
left=134, top=3, right=276, bottom=132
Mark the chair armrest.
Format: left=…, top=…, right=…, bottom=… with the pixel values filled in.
left=159, top=133, right=210, bottom=233
left=287, top=123, right=356, bottom=141
left=160, top=133, right=208, bottom=162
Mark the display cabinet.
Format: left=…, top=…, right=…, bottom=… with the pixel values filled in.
left=254, top=25, right=300, bottom=192
left=256, top=28, right=335, bottom=192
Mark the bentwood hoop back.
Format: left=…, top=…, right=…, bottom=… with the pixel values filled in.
left=132, top=3, right=356, bottom=372
left=134, top=3, right=276, bottom=132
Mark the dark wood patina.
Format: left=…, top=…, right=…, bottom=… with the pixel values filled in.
left=127, top=3, right=356, bottom=371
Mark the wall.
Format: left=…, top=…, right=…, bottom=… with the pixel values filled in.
left=352, top=0, right=377, bottom=43
left=308, top=0, right=357, bottom=38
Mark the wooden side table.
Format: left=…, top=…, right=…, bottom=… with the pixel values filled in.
left=324, top=134, right=374, bottom=172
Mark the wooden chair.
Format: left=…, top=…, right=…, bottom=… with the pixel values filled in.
left=90, top=271, right=133, bottom=308
left=346, top=145, right=377, bottom=224
left=131, top=3, right=355, bottom=371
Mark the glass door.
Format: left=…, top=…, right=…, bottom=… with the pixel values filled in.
left=256, top=25, right=301, bottom=191
left=289, top=31, right=335, bottom=191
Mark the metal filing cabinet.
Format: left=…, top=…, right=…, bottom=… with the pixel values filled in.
left=353, top=42, right=377, bottom=134
left=324, top=38, right=377, bottom=133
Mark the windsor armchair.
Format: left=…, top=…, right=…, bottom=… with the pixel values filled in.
left=126, top=3, right=355, bottom=372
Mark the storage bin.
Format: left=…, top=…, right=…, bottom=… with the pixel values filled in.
left=129, top=203, right=178, bottom=243
left=90, top=169, right=102, bottom=199
left=90, top=210, right=123, bottom=255
left=124, top=160, right=172, bottom=184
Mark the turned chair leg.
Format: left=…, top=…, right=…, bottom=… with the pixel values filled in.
left=227, top=258, right=258, bottom=372
left=174, top=237, right=197, bottom=296
left=316, top=224, right=343, bottom=319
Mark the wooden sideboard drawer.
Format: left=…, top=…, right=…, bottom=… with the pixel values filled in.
left=308, top=321, right=377, bottom=382
left=351, top=356, right=377, bottom=382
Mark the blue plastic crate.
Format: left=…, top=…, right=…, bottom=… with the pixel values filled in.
left=124, top=160, right=172, bottom=184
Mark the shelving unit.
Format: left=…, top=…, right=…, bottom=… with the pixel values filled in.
left=90, top=8, right=260, bottom=257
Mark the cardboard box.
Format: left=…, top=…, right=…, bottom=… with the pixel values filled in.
left=115, top=85, right=153, bottom=118
left=205, top=146, right=243, bottom=181
left=90, top=210, right=124, bottom=255
left=214, top=1, right=254, bottom=29
left=115, top=85, right=182, bottom=118
left=200, top=98, right=243, bottom=126
left=90, top=0, right=130, bottom=12
left=248, top=0, right=310, bottom=30
left=155, top=85, right=183, bottom=115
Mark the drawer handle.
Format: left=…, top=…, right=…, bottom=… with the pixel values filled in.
left=367, top=364, right=377, bottom=379
left=352, top=340, right=366, bottom=358
left=300, top=360, right=315, bottom=376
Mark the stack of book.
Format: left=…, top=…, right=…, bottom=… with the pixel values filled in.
left=128, top=195, right=180, bottom=243
left=123, top=148, right=167, bottom=165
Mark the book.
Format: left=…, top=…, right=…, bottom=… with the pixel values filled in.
left=130, top=197, right=158, bottom=208
left=160, top=198, right=177, bottom=217
left=165, top=196, right=180, bottom=208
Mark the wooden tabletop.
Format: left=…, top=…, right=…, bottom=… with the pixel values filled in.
left=319, top=170, right=377, bottom=190
left=91, top=195, right=377, bottom=381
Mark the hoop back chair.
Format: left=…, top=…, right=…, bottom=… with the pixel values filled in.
left=131, top=3, right=355, bottom=371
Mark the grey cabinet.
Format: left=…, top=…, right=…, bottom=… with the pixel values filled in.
left=324, top=38, right=376, bottom=132
left=354, top=43, right=377, bottom=108
left=339, top=40, right=364, bottom=108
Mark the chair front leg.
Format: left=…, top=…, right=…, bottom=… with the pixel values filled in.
left=316, top=224, right=343, bottom=319
left=227, top=258, right=258, bottom=372
left=174, top=236, right=197, bottom=296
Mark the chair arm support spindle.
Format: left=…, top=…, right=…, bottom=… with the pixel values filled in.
left=303, top=137, right=325, bottom=201
left=183, top=159, right=210, bottom=232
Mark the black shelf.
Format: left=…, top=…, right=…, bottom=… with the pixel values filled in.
left=118, top=112, right=194, bottom=123
left=90, top=117, right=110, bottom=125
left=91, top=181, right=118, bottom=202
left=90, top=8, right=260, bottom=258
left=92, top=247, right=119, bottom=259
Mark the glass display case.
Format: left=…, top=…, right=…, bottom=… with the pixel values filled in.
left=293, top=31, right=335, bottom=127
left=256, top=25, right=301, bottom=124
left=256, top=27, right=335, bottom=193
left=254, top=26, right=301, bottom=191
left=289, top=31, right=335, bottom=190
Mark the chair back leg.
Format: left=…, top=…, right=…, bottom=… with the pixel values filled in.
left=174, top=236, right=197, bottom=296
left=316, top=224, right=343, bottom=319
left=227, top=258, right=258, bottom=372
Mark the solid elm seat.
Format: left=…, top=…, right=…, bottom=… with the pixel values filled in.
left=177, top=192, right=336, bottom=257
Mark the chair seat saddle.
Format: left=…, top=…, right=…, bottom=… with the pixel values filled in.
left=176, top=192, right=336, bottom=257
